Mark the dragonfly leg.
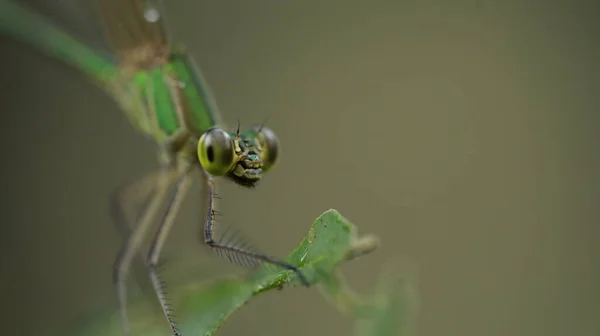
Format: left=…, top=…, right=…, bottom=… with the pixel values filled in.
left=109, top=179, right=157, bottom=301
left=111, top=166, right=183, bottom=336
left=201, top=172, right=310, bottom=287
left=146, top=167, right=193, bottom=336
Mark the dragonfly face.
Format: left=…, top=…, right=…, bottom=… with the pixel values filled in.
left=197, top=126, right=280, bottom=188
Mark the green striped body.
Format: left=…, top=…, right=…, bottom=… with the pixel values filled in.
left=113, top=51, right=222, bottom=146
left=0, top=1, right=223, bottom=149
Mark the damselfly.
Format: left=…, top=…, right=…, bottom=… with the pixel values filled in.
left=0, top=1, right=308, bottom=335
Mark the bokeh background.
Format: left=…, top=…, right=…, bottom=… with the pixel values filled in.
left=1, top=0, right=599, bottom=335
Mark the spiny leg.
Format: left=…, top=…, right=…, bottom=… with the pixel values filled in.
left=202, top=173, right=309, bottom=287
left=111, top=166, right=182, bottom=336
left=146, top=166, right=193, bottom=336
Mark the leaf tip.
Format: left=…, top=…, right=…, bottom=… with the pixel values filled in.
left=321, top=208, right=341, bottom=216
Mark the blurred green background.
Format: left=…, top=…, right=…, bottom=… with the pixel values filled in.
left=1, top=0, right=599, bottom=335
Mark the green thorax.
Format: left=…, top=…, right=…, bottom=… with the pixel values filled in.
left=113, top=50, right=222, bottom=145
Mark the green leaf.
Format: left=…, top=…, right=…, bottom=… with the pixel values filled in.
left=64, top=210, right=415, bottom=336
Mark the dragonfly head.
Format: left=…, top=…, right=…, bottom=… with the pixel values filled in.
left=197, top=125, right=280, bottom=188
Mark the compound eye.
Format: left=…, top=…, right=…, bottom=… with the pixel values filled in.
left=253, top=125, right=279, bottom=172
left=197, top=128, right=236, bottom=176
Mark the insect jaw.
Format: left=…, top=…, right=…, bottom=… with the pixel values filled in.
left=227, top=151, right=263, bottom=188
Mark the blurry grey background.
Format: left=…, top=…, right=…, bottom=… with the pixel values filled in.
left=1, top=0, right=599, bottom=335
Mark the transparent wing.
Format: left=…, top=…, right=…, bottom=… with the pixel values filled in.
left=94, top=0, right=172, bottom=70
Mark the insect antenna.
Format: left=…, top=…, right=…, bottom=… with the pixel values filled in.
left=257, top=115, right=271, bottom=133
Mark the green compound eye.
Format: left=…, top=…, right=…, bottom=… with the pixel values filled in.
left=253, top=125, right=279, bottom=172
left=197, top=128, right=236, bottom=176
